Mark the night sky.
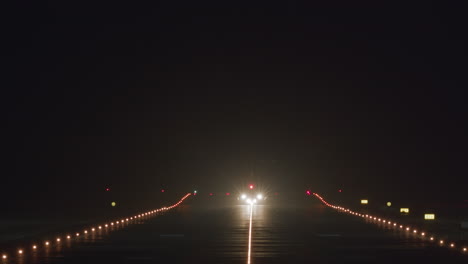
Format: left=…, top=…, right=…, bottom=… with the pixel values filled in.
left=3, top=2, right=468, bottom=211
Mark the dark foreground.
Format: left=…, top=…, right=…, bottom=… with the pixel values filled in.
left=7, top=197, right=467, bottom=264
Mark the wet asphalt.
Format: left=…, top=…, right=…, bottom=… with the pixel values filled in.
left=6, top=196, right=467, bottom=264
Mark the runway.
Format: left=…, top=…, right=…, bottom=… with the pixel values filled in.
left=6, top=196, right=467, bottom=264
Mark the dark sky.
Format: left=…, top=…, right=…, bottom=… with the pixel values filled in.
left=3, top=1, right=468, bottom=207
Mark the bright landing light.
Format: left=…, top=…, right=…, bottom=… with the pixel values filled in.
left=241, top=194, right=247, bottom=200
left=256, top=194, right=263, bottom=200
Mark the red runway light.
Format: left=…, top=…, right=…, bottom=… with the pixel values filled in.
left=249, top=184, right=254, bottom=189
left=209, top=193, right=213, bottom=196
left=306, top=190, right=311, bottom=195
left=106, top=188, right=110, bottom=191
left=338, top=189, right=342, bottom=192
left=161, top=189, right=165, bottom=193
left=226, top=192, right=230, bottom=196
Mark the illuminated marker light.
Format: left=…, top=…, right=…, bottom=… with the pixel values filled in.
left=105, top=224, right=108, bottom=227
left=308, top=193, right=468, bottom=257
left=424, top=214, right=435, bottom=220
left=0, top=193, right=192, bottom=262
left=361, top=199, right=368, bottom=204
left=92, top=228, right=95, bottom=232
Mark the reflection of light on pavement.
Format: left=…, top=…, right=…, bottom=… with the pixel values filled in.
left=312, top=192, right=468, bottom=255
left=0, top=193, right=192, bottom=261
left=247, top=204, right=253, bottom=264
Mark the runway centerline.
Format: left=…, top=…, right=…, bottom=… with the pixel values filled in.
left=247, top=204, right=253, bottom=264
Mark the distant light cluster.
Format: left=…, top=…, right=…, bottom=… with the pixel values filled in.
left=311, top=193, right=467, bottom=256
left=0, top=193, right=191, bottom=261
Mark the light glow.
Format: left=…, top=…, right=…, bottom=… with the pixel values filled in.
left=424, top=214, right=435, bottom=220
left=247, top=203, right=253, bottom=264
left=361, top=199, right=368, bottom=204
left=400, top=208, right=409, bottom=214
left=0, top=193, right=192, bottom=261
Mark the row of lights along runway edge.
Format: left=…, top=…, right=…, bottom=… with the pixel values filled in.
left=311, top=193, right=467, bottom=256
left=1, top=193, right=192, bottom=262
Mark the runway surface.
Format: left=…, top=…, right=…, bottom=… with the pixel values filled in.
left=9, top=196, right=467, bottom=264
